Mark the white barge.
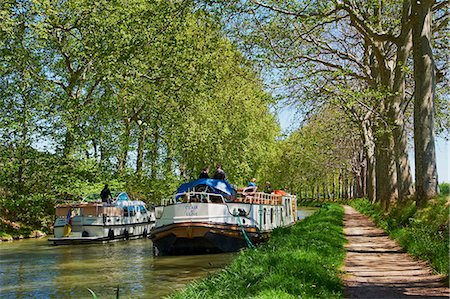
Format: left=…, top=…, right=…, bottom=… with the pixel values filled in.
left=150, top=179, right=297, bottom=255
left=49, top=192, right=155, bottom=245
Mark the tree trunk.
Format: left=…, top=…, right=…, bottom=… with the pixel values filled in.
left=149, top=129, right=159, bottom=180
left=92, top=138, right=98, bottom=160
left=16, top=92, right=29, bottom=192
left=392, top=2, right=414, bottom=202
left=375, top=126, right=398, bottom=209
left=164, top=140, right=174, bottom=177
left=411, top=0, right=439, bottom=205
left=359, top=151, right=367, bottom=198
left=117, top=119, right=131, bottom=174
left=63, top=126, right=75, bottom=159
left=343, top=173, right=348, bottom=199
left=316, top=184, right=320, bottom=201
left=392, top=111, right=414, bottom=202
left=338, top=172, right=342, bottom=199
left=136, top=125, right=147, bottom=175
left=99, top=137, right=108, bottom=168
left=332, top=176, right=336, bottom=201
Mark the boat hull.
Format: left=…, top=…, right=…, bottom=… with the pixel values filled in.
left=151, top=222, right=268, bottom=255
left=152, top=191, right=297, bottom=255
left=49, top=222, right=153, bottom=245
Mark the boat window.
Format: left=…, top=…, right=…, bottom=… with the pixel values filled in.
left=288, top=199, right=291, bottom=215
left=286, top=199, right=290, bottom=216
left=270, top=208, right=273, bottom=223
left=123, top=207, right=129, bottom=217
left=263, top=208, right=266, bottom=225
left=129, top=207, right=136, bottom=216
left=139, top=205, right=147, bottom=213
left=117, top=193, right=129, bottom=201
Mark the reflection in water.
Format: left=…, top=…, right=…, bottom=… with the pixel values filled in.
left=0, top=239, right=233, bottom=298
left=297, top=207, right=318, bottom=220
left=0, top=208, right=316, bottom=298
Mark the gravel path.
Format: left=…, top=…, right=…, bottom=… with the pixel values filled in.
left=343, top=205, right=449, bottom=299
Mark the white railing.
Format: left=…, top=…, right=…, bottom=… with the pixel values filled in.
left=160, top=192, right=226, bottom=206
left=237, top=192, right=283, bottom=205
left=160, top=191, right=289, bottom=207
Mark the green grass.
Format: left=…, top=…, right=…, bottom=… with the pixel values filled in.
left=350, top=194, right=449, bottom=276
left=169, top=204, right=345, bottom=299
left=0, top=231, right=13, bottom=240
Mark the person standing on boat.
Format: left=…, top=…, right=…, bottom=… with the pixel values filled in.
left=198, top=166, right=210, bottom=179
left=212, top=163, right=227, bottom=180
left=264, top=181, right=272, bottom=194
left=100, top=184, right=112, bottom=204
left=247, top=178, right=257, bottom=187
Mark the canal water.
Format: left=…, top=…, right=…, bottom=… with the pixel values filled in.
left=0, top=208, right=317, bottom=298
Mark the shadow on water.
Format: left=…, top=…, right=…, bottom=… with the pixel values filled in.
left=0, top=208, right=317, bottom=298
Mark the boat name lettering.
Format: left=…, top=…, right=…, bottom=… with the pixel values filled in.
left=185, top=205, right=199, bottom=216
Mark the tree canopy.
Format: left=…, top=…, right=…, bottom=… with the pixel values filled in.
left=0, top=0, right=279, bottom=204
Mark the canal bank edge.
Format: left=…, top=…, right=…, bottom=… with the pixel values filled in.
left=0, top=217, right=46, bottom=241
left=0, top=230, right=46, bottom=242
left=169, top=204, right=346, bottom=299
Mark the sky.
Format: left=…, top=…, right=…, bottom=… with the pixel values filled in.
left=275, top=106, right=450, bottom=183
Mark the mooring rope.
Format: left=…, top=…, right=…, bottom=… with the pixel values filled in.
left=233, top=211, right=256, bottom=249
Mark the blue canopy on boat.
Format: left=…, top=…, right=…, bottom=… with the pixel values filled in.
left=176, top=179, right=236, bottom=197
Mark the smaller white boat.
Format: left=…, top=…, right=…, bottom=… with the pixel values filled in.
left=49, top=192, right=155, bottom=245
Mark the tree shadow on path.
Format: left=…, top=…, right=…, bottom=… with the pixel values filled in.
left=343, top=205, right=449, bottom=299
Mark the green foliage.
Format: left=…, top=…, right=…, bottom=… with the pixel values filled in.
left=0, top=1, right=281, bottom=232
left=0, top=193, right=55, bottom=233
left=439, top=183, right=450, bottom=196
left=170, top=205, right=345, bottom=299
left=350, top=198, right=449, bottom=275
left=264, top=106, right=361, bottom=197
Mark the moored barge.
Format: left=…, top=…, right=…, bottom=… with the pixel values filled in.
left=49, top=192, right=155, bottom=245
left=150, top=179, right=296, bottom=255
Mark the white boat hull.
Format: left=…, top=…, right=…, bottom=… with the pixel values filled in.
left=50, top=219, right=153, bottom=245
left=49, top=196, right=155, bottom=245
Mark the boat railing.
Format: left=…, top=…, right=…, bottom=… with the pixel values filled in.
left=55, top=204, right=123, bottom=217
left=160, top=191, right=287, bottom=206
left=161, top=192, right=226, bottom=206
left=236, top=192, right=283, bottom=205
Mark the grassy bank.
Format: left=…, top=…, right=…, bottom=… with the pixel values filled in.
left=349, top=192, right=449, bottom=276
left=0, top=194, right=56, bottom=240
left=169, top=204, right=345, bottom=299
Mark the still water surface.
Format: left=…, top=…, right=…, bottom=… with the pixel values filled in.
left=0, top=208, right=317, bottom=298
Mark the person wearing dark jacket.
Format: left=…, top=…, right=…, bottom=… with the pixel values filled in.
left=212, top=163, right=227, bottom=180
left=264, top=181, right=272, bottom=194
left=199, top=166, right=210, bottom=179
left=100, top=184, right=112, bottom=204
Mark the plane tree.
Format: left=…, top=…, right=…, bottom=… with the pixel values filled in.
left=206, top=0, right=448, bottom=207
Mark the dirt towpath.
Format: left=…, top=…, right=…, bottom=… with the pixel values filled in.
left=343, top=205, right=449, bottom=299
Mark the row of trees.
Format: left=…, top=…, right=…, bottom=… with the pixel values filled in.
left=212, top=0, right=449, bottom=208
left=0, top=0, right=279, bottom=202
left=1, top=0, right=447, bottom=211
left=264, top=107, right=363, bottom=201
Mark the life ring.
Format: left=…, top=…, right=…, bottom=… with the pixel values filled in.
left=108, top=229, right=114, bottom=240
left=63, top=224, right=71, bottom=237
left=124, top=229, right=129, bottom=240
left=143, top=228, right=148, bottom=238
